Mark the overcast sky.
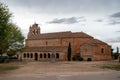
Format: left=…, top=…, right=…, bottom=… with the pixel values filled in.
left=0, top=0, right=120, bottom=50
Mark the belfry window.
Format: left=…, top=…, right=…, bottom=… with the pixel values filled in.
left=32, top=30, right=35, bottom=35
left=36, top=30, right=39, bottom=34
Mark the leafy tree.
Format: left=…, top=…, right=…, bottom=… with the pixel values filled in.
left=116, top=47, right=119, bottom=54
left=0, top=2, right=11, bottom=56
left=0, top=2, right=24, bottom=56
left=7, top=23, right=24, bottom=49
left=7, top=49, right=16, bottom=57
left=111, top=49, right=114, bottom=56
left=67, top=42, right=72, bottom=61
left=114, top=47, right=119, bottom=59
left=72, top=55, right=84, bottom=61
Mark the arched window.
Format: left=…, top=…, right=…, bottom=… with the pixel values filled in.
left=34, top=53, right=38, bottom=61
left=56, top=53, right=59, bottom=59
left=24, top=53, right=26, bottom=58
left=101, top=48, right=104, bottom=53
left=40, top=54, right=42, bottom=58
left=48, top=53, right=50, bottom=58
left=44, top=53, right=46, bottom=58
left=27, top=53, right=29, bottom=58
left=30, top=53, right=33, bottom=58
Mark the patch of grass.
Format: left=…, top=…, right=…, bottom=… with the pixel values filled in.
left=0, top=66, right=19, bottom=71
left=101, top=65, right=120, bottom=71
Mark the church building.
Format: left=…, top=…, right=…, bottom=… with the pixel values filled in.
left=21, top=23, right=111, bottom=61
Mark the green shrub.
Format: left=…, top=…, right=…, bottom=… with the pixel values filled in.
left=0, top=56, right=9, bottom=63
left=0, top=58, right=4, bottom=63
left=9, top=56, right=18, bottom=59
left=78, top=56, right=84, bottom=61
left=87, top=58, right=92, bottom=61
left=72, top=55, right=84, bottom=61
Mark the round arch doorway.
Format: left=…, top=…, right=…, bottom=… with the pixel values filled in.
left=35, top=53, right=38, bottom=61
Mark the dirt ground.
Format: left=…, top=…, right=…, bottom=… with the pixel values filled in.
left=0, top=61, right=120, bottom=80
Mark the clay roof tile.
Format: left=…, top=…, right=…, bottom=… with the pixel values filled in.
left=28, top=31, right=93, bottom=40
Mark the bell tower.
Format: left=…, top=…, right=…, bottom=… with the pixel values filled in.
left=27, top=23, right=40, bottom=38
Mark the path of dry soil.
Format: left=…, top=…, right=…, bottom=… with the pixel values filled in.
left=0, top=61, right=120, bottom=80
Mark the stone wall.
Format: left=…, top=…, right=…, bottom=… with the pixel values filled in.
left=26, top=39, right=61, bottom=47
left=22, top=23, right=112, bottom=61
left=26, top=37, right=93, bottom=55
left=80, top=42, right=111, bottom=61
left=93, top=45, right=111, bottom=61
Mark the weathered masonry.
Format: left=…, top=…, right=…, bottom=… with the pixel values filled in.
left=21, top=23, right=111, bottom=61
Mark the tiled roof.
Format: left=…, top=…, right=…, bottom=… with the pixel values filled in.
left=94, top=39, right=107, bottom=45
left=23, top=46, right=68, bottom=52
left=81, top=39, right=107, bottom=46
left=28, top=31, right=93, bottom=39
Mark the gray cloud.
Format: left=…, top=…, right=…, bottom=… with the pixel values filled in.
left=110, top=12, right=120, bottom=18
left=108, top=12, right=120, bottom=25
left=106, top=37, right=120, bottom=43
left=109, top=20, right=120, bottom=25
left=94, top=19, right=103, bottom=22
left=2, top=0, right=120, bottom=14
left=116, top=31, right=120, bottom=32
left=47, top=17, right=86, bottom=24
